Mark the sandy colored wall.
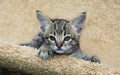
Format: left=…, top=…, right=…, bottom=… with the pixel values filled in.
left=0, top=0, right=120, bottom=71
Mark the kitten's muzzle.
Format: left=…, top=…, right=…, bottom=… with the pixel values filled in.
left=56, top=42, right=63, bottom=49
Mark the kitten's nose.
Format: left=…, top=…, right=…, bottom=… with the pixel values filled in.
left=57, top=42, right=63, bottom=48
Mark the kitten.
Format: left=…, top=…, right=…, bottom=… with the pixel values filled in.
left=20, top=10, right=100, bottom=63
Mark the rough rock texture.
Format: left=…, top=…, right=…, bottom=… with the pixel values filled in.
left=0, top=0, right=120, bottom=74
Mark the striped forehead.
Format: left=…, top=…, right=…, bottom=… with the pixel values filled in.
left=52, top=19, right=69, bottom=34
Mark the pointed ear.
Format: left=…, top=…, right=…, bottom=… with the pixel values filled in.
left=70, top=12, right=86, bottom=34
left=36, top=10, right=51, bottom=33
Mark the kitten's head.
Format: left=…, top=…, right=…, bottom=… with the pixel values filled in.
left=36, top=10, right=86, bottom=54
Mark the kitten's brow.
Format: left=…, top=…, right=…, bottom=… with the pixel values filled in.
left=52, top=19, right=69, bottom=35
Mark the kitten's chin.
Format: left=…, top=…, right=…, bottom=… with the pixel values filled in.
left=55, top=50, right=64, bottom=54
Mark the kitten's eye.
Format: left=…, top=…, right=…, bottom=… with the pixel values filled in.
left=49, top=36, right=55, bottom=41
left=64, top=36, right=71, bottom=41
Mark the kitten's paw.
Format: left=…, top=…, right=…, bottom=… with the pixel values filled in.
left=81, top=55, right=91, bottom=61
left=38, top=49, right=54, bottom=60
left=90, top=56, right=100, bottom=63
